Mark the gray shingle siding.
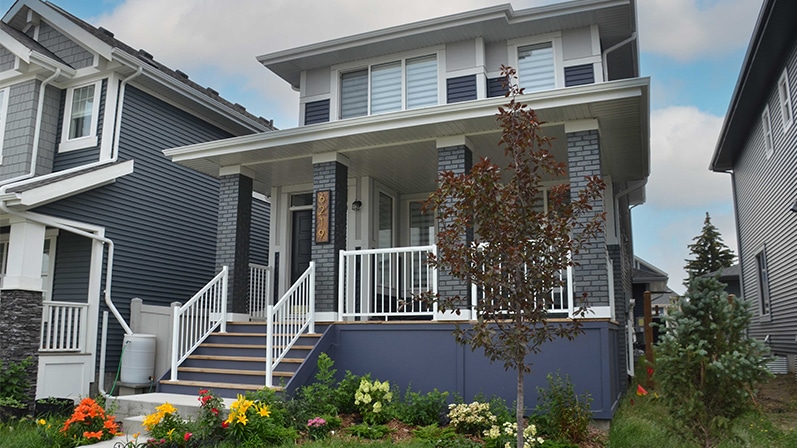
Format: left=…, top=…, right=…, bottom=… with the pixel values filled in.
left=0, top=46, right=14, bottom=72
left=37, top=22, right=94, bottom=69
left=35, top=85, right=60, bottom=175
left=36, top=85, right=232, bottom=371
left=1, top=80, right=38, bottom=180
left=734, top=39, right=797, bottom=355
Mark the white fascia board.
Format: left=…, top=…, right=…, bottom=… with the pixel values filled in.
left=112, top=50, right=271, bottom=134
left=166, top=77, right=648, bottom=162
left=17, top=160, right=134, bottom=207
left=5, top=0, right=114, bottom=61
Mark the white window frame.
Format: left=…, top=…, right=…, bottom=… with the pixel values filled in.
left=0, top=87, right=8, bottom=164
left=754, top=246, right=771, bottom=319
left=507, top=32, right=564, bottom=93
left=331, top=46, right=444, bottom=120
left=777, top=68, right=793, bottom=131
left=59, top=80, right=102, bottom=153
left=762, top=104, right=774, bottom=159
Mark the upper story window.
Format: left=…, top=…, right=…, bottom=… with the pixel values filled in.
left=339, top=54, right=438, bottom=119
left=60, top=80, right=101, bottom=152
left=777, top=68, right=793, bottom=130
left=0, top=87, right=8, bottom=164
left=518, top=42, right=555, bottom=93
left=762, top=105, right=773, bottom=159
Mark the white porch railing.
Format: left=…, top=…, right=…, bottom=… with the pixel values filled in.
left=249, top=263, right=272, bottom=319
left=338, top=245, right=438, bottom=320
left=470, top=265, right=574, bottom=316
left=39, top=301, right=89, bottom=352
left=266, top=262, right=315, bottom=388
left=170, top=266, right=228, bottom=381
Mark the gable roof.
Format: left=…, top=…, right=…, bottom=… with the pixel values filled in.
left=2, top=0, right=276, bottom=133
left=710, top=0, right=797, bottom=171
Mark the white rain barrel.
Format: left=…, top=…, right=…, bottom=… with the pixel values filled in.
left=120, top=334, right=156, bottom=384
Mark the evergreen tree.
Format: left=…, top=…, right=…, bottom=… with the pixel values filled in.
left=683, top=212, right=735, bottom=282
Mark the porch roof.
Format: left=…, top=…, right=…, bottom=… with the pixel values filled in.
left=165, top=77, right=649, bottom=196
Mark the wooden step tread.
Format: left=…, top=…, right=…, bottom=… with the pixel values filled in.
left=200, top=343, right=314, bottom=350
left=178, top=367, right=293, bottom=377
left=187, top=354, right=304, bottom=363
left=159, top=379, right=283, bottom=392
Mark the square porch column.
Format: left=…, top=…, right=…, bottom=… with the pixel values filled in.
left=0, top=217, right=45, bottom=399
left=436, top=137, right=473, bottom=310
left=312, top=153, right=348, bottom=316
left=216, top=167, right=253, bottom=316
left=566, top=127, right=610, bottom=311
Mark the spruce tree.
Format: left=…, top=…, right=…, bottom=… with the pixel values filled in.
left=683, top=212, right=735, bottom=282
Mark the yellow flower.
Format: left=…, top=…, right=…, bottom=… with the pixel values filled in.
left=167, top=428, right=175, bottom=439
left=237, top=413, right=249, bottom=425
left=156, top=402, right=177, bottom=415
left=132, top=432, right=140, bottom=439
left=142, top=412, right=163, bottom=430
left=258, top=405, right=271, bottom=417
left=225, top=411, right=236, bottom=424
left=37, top=419, right=47, bottom=425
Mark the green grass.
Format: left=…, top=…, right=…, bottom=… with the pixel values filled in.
left=0, top=418, right=49, bottom=448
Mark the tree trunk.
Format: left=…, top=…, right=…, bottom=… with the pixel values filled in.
left=517, top=364, right=525, bottom=448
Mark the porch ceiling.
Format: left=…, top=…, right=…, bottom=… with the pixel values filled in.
left=166, top=78, right=649, bottom=196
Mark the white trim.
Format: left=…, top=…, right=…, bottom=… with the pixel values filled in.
left=0, top=87, right=8, bottom=165
left=590, top=24, right=601, bottom=56
left=252, top=191, right=269, bottom=202
left=777, top=68, right=793, bottom=131
left=99, top=72, right=119, bottom=160
left=436, top=135, right=473, bottom=149
left=312, top=152, right=350, bottom=166
left=219, top=165, right=256, bottom=178
left=508, top=32, right=564, bottom=91
left=14, top=160, right=134, bottom=207
left=762, top=104, right=774, bottom=159
left=564, top=119, right=599, bottom=133
left=59, top=80, right=102, bottom=153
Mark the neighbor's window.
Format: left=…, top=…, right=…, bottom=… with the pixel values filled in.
left=60, top=81, right=101, bottom=152
left=762, top=105, right=773, bottom=159
left=778, top=68, right=793, bottom=130
left=518, top=42, right=555, bottom=93
left=340, top=54, right=438, bottom=119
left=755, top=248, right=771, bottom=316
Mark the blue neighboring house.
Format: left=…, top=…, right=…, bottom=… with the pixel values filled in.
left=710, top=0, right=797, bottom=371
left=164, top=0, right=650, bottom=420
left=0, top=0, right=273, bottom=399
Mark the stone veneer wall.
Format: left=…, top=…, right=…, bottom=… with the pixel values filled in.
left=0, top=290, right=43, bottom=399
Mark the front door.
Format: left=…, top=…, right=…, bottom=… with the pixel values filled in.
left=291, top=209, right=313, bottom=283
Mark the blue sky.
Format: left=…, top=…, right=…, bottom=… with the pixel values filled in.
left=1, top=0, right=764, bottom=293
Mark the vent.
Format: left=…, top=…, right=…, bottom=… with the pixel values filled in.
left=98, top=27, right=114, bottom=38
left=175, top=70, right=189, bottom=80
left=137, top=49, right=154, bottom=60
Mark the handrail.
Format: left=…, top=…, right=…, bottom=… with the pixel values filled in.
left=249, top=263, right=272, bottom=319
left=170, top=266, right=228, bottom=381
left=40, top=301, right=89, bottom=352
left=266, top=262, right=315, bottom=388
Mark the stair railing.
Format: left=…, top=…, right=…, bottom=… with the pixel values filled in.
left=170, top=266, right=228, bottom=381
left=266, top=262, right=315, bottom=387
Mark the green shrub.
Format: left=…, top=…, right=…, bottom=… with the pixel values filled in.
left=535, top=372, right=592, bottom=444
left=0, top=357, right=33, bottom=402
left=446, top=401, right=497, bottom=435
left=656, top=276, right=771, bottom=445
left=354, top=378, right=393, bottom=425
left=333, top=370, right=365, bottom=414
left=346, top=423, right=392, bottom=439
left=394, top=387, right=449, bottom=426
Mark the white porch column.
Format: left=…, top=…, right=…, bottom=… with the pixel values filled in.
left=3, top=217, right=46, bottom=291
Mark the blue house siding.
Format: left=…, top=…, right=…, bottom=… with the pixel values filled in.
left=305, top=321, right=621, bottom=419
left=734, top=40, right=797, bottom=355
left=36, top=85, right=233, bottom=371
left=50, top=231, right=91, bottom=303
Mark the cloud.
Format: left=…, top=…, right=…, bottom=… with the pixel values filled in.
left=646, top=106, right=732, bottom=209
left=637, top=0, right=763, bottom=61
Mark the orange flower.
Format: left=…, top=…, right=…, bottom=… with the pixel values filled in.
left=83, top=430, right=104, bottom=439
left=636, top=384, right=649, bottom=396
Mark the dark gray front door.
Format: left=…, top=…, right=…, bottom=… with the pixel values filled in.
left=291, top=209, right=313, bottom=283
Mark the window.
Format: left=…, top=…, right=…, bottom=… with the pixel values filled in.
left=518, top=42, right=555, bottom=93
left=755, top=248, right=771, bottom=317
left=340, top=54, right=438, bottom=119
left=0, top=87, right=7, bottom=163
left=778, top=68, right=793, bottom=130
left=762, top=105, right=773, bottom=159
left=60, top=81, right=101, bottom=152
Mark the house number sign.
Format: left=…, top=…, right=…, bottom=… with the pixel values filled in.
left=315, top=190, right=330, bottom=243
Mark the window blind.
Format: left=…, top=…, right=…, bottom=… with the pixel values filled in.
left=518, top=43, right=555, bottom=93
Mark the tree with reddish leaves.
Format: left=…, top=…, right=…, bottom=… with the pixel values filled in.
left=424, top=66, right=606, bottom=447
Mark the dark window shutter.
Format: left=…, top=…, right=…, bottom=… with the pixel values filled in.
left=304, top=99, right=330, bottom=125
left=446, top=75, right=477, bottom=103
left=564, top=64, right=595, bottom=87
left=487, top=77, right=509, bottom=98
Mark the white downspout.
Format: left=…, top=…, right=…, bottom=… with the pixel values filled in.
left=601, top=32, right=637, bottom=82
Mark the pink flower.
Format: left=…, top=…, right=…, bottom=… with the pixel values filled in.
left=211, top=408, right=219, bottom=415
left=221, top=421, right=229, bottom=429
left=184, top=432, right=192, bottom=441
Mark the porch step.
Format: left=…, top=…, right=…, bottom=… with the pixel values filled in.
left=158, top=379, right=283, bottom=398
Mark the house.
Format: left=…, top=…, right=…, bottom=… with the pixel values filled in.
left=164, top=0, right=649, bottom=419
left=703, top=263, right=741, bottom=299
left=631, top=257, right=675, bottom=348
left=0, top=0, right=274, bottom=399
left=710, top=0, right=797, bottom=371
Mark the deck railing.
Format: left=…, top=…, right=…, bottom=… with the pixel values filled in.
left=470, top=264, right=574, bottom=316
left=338, top=245, right=437, bottom=320
left=249, top=263, right=272, bottom=319
left=266, top=262, right=315, bottom=387
left=170, top=266, right=228, bottom=381
left=40, top=301, right=89, bottom=352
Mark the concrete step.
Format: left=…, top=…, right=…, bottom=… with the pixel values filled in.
left=110, top=392, right=235, bottom=422
left=158, top=380, right=282, bottom=398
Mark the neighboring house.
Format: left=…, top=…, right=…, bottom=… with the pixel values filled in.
left=631, top=256, right=675, bottom=348
left=703, top=263, right=741, bottom=298
left=710, top=0, right=797, bottom=368
left=165, top=0, right=649, bottom=419
left=0, top=0, right=274, bottom=399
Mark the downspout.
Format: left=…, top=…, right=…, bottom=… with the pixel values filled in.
left=602, top=32, right=637, bottom=82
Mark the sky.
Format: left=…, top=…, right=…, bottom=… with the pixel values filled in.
left=0, top=0, right=765, bottom=294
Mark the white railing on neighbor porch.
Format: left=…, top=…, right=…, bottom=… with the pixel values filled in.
left=249, top=263, right=272, bottom=319
left=40, top=302, right=89, bottom=352
left=338, top=245, right=438, bottom=320
left=470, top=265, right=574, bottom=316
left=266, top=262, right=315, bottom=388
left=170, top=266, right=228, bottom=381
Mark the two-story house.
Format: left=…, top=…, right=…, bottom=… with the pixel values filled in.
left=0, top=0, right=274, bottom=399
left=710, top=0, right=797, bottom=369
left=165, top=0, right=649, bottom=418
